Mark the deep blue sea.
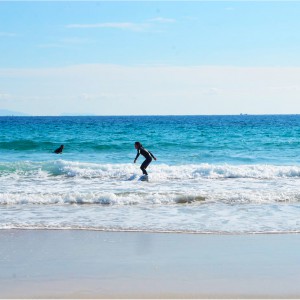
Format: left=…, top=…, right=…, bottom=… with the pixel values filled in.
left=1, top=115, right=300, bottom=233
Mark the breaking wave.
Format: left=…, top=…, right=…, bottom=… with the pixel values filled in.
left=1, top=160, right=300, bottom=180
left=1, top=190, right=300, bottom=206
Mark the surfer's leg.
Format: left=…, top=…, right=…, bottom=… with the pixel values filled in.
left=140, top=159, right=152, bottom=175
left=140, top=161, right=148, bottom=175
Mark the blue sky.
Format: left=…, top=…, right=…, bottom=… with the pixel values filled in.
left=1, top=1, right=300, bottom=115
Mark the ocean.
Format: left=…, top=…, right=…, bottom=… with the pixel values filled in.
left=1, top=115, right=300, bottom=233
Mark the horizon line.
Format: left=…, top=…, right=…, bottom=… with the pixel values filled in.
left=1, top=113, right=300, bottom=117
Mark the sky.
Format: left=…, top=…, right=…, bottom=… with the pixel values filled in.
left=1, top=1, right=300, bottom=115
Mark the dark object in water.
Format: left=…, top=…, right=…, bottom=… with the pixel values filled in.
left=54, top=144, right=64, bottom=154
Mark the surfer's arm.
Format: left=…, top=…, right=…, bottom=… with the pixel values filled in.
left=134, top=151, right=140, bottom=163
left=149, top=151, right=157, bottom=160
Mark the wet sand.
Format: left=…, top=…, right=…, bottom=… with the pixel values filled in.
left=1, top=230, right=300, bottom=298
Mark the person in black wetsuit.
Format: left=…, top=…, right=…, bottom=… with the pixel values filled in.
left=54, top=145, right=64, bottom=154
left=134, top=142, right=156, bottom=176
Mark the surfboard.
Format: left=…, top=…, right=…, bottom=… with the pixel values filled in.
left=139, top=175, right=149, bottom=182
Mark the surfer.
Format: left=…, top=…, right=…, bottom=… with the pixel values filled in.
left=54, top=144, right=64, bottom=154
left=134, top=142, right=156, bottom=177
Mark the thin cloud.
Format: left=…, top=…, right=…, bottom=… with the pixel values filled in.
left=0, top=32, right=16, bottom=37
left=182, top=16, right=198, bottom=21
left=38, top=43, right=66, bottom=48
left=79, top=92, right=121, bottom=101
left=38, top=37, right=93, bottom=48
left=61, top=37, right=94, bottom=44
left=3, top=64, right=300, bottom=115
left=66, top=22, right=150, bottom=32
left=66, top=17, right=176, bottom=32
left=0, top=92, right=12, bottom=101
left=148, top=17, right=176, bottom=23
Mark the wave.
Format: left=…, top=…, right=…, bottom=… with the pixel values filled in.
left=1, top=160, right=300, bottom=180
left=1, top=190, right=300, bottom=206
left=0, top=140, right=130, bottom=152
left=0, top=191, right=207, bottom=205
left=0, top=140, right=55, bottom=151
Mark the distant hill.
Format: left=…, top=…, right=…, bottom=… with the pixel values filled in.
left=0, top=109, right=29, bottom=116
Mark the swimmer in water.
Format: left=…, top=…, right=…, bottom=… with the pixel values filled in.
left=54, top=144, right=64, bottom=154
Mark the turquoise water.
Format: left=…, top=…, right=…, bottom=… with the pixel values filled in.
left=1, top=115, right=300, bottom=164
left=1, top=115, right=300, bottom=233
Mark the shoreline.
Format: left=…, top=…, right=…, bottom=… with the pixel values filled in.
left=1, top=230, right=300, bottom=298
left=3, top=227, right=300, bottom=235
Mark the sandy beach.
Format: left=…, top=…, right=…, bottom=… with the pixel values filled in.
left=0, top=230, right=300, bottom=298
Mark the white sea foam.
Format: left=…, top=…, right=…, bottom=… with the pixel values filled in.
left=52, top=161, right=300, bottom=179
left=2, top=160, right=300, bottom=180
left=2, top=160, right=300, bottom=233
left=1, top=189, right=300, bottom=206
left=1, top=201, right=300, bottom=234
